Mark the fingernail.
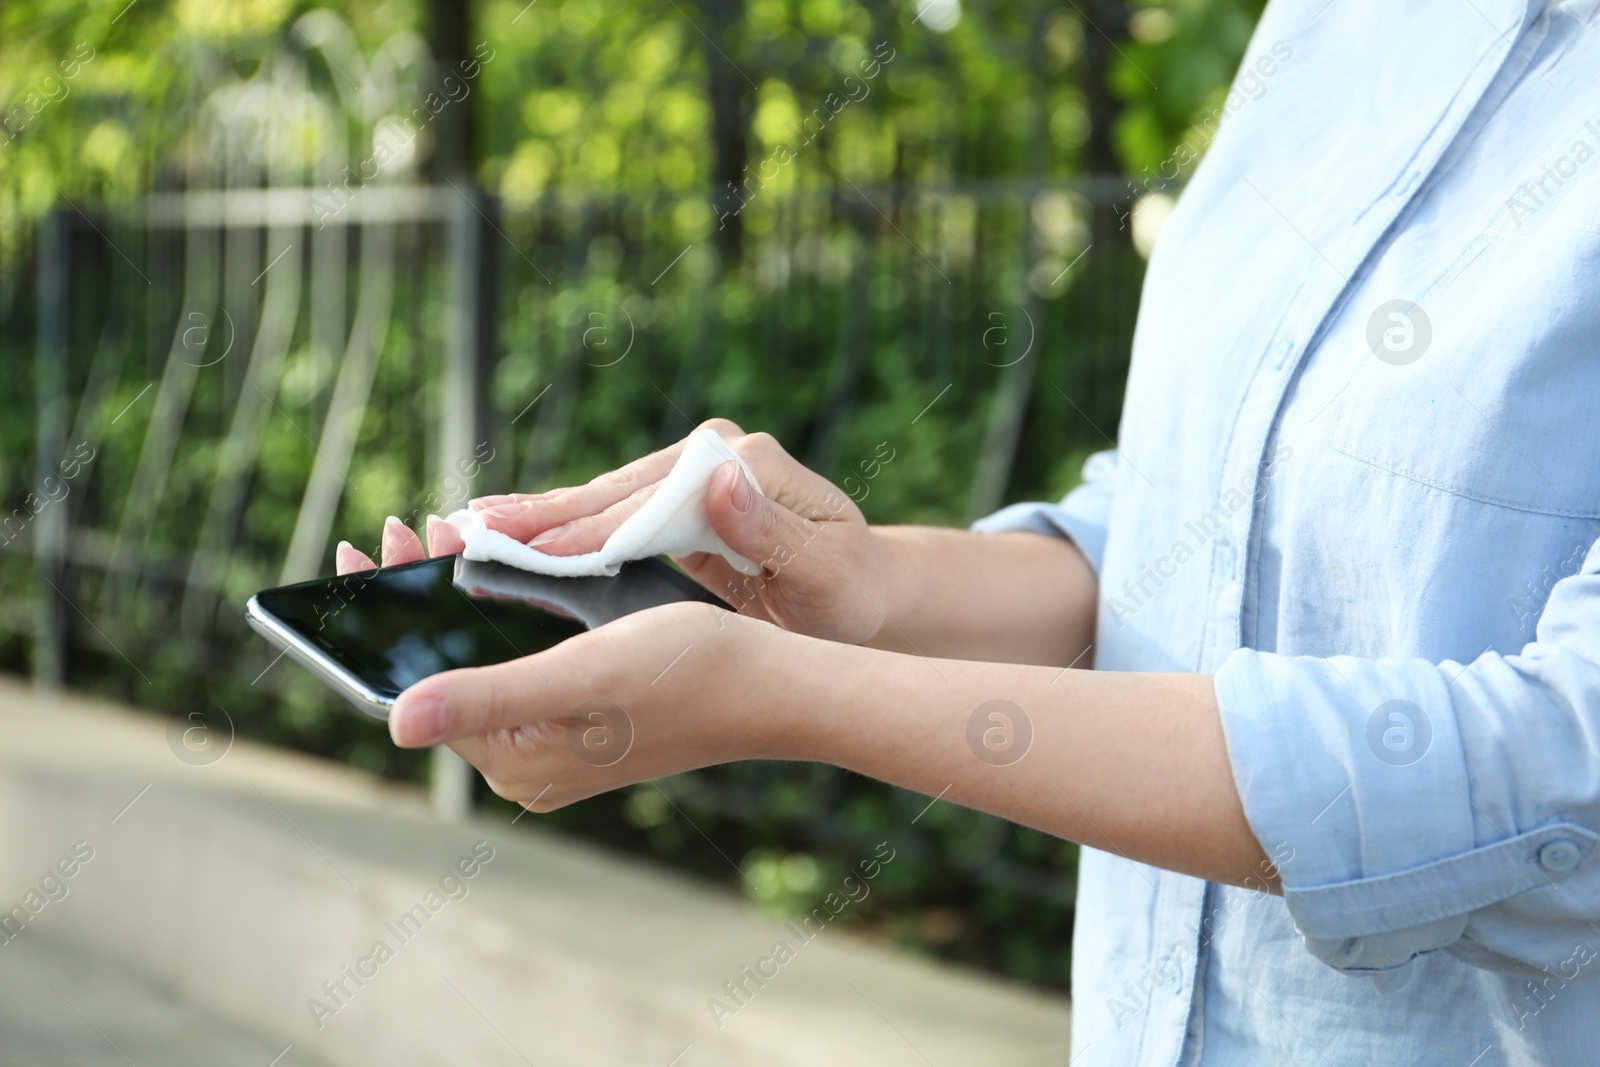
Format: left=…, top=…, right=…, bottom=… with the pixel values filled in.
left=391, top=694, right=450, bottom=747
left=483, top=502, right=533, bottom=521
left=470, top=495, right=509, bottom=511
left=529, top=521, right=570, bottom=547
left=381, top=516, right=407, bottom=556
left=730, top=467, right=754, bottom=512
left=425, top=515, right=446, bottom=553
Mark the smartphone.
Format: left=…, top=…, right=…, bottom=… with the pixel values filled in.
left=246, top=555, right=727, bottom=719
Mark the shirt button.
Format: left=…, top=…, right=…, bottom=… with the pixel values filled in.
left=1538, top=840, right=1583, bottom=874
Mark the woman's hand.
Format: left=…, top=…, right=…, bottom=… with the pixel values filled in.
left=334, top=417, right=1098, bottom=666
left=391, top=600, right=795, bottom=810
left=352, top=419, right=888, bottom=645
left=470, top=419, right=885, bottom=643
left=388, top=592, right=1272, bottom=891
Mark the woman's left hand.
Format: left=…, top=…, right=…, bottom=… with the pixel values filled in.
left=384, top=573, right=1277, bottom=893
left=389, top=600, right=795, bottom=812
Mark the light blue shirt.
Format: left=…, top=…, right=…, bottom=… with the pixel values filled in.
left=976, top=1, right=1600, bottom=1062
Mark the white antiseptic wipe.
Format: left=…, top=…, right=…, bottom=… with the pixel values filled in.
left=441, top=430, right=763, bottom=578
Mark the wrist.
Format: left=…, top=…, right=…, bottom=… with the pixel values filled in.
left=732, top=620, right=859, bottom=763
left=861, top=525, right=913, bottom=647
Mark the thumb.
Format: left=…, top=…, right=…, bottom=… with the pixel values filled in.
left=390, top=657, right=556, bottom=747
left=704, top=460, right=808, bottom=576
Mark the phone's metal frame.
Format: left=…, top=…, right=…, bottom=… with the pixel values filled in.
left=245, top=595, right=394, bottom=720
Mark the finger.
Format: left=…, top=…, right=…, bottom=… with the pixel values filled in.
left=476, top=418, right=744, bottom=540
left=703, top=461, right=815, bottom=574
left=468, top=491, right=543, bottom=511
left=469, top=494, right=516, bottom=510
left=336, top=540, right=377, bottom=575
left=523, top=480, right=660, bottom=556
left=381, top=516, right=427, bottom=567
left=727, top=431, right=859, bottom=522
left=477, top=447, right=680, bottom=540
left=390, top=655, right=558, bottom=747
left=426, top=514, right=467, bottom=556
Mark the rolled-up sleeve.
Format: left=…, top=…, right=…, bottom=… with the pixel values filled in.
left=1216, top=537, right=1600, bottom=978
left=971, top=450, right=1119, bottom=574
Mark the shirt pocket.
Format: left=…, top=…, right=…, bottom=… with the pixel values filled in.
left=1329, top=231, right=1600, bottom=520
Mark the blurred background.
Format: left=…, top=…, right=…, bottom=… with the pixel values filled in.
left=0, top=0, right=1265, bottom=1035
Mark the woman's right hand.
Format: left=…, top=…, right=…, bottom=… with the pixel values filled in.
left=474, top=419, right=889, bottom=644
left=340, top=420, right=890, bottom=646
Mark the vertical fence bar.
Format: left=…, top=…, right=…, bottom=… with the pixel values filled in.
left=32, top=209, right=69, bottom=688
left=429, top=182, right=492, bottom=821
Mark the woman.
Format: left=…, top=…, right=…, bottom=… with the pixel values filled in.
left=339, top=1, right=1600, bottom=1061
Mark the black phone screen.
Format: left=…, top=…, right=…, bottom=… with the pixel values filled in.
left=252, top=555, right=726, bottom=703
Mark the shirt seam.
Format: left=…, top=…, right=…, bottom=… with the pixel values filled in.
left=1285, top=822, right=1598, bottom=938
left=1327, top=438, right=1600, bottom=519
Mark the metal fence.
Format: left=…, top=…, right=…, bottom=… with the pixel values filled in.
left=9, top=177, right=1142, bottom=674
left=0, top=176, right=1144, bottom=981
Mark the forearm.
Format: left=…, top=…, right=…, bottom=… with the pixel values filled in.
left=759, top=627, right=1275, bottom=891
left=864, top=526, right=1097, bottom=667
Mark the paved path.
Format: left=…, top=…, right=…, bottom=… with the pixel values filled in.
left=0, top=677, right=1071, bottom=1066
left=0, top=931, right=338, bottom=1067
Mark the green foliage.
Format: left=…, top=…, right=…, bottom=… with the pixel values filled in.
left=1113, top=0, right=1268, bottom=181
